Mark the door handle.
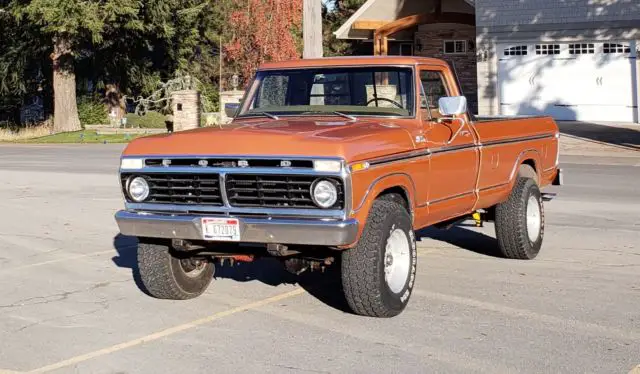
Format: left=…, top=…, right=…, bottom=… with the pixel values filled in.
left=460, top=130, right=471, bottom=137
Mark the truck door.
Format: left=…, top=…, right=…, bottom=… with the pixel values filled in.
left=418, top=66, right=480, bottom=224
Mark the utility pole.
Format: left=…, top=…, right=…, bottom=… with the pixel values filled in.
left=303, top=0, right=323, bottom=59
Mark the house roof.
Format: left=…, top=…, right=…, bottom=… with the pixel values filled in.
left=334, top=0, right=475, bottom=40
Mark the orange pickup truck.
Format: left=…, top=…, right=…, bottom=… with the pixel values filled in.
left=116, top=56, right=562, bottom=317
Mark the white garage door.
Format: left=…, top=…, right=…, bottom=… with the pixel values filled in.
left=498, top=42, right=638, bottom=122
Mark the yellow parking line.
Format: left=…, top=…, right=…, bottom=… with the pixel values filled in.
left=0, top=250, right=118, bottom=273
left=27, top=288, right=306, bottom=373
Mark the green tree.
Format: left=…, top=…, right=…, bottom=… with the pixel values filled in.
left=8, top=0, right=142, bottom=132
left=322, top=0, right=366, bottom=57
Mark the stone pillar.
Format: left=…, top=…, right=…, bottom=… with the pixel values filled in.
left=171, top=90, right=200, bottom=131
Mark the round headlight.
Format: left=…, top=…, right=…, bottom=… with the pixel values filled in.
left=128, top=177, right=150, bottom=202
left=311, top=179, right=338, bottom=208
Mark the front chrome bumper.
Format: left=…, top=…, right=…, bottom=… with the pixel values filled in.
left=115, top=210, right=359, bottom=246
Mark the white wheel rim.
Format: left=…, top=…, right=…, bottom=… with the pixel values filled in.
left=526, top=195, right=541, bottom=242
left=384, top=228, right=411, bottom=294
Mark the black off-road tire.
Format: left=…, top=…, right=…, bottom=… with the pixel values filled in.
left=494, top=176, right=545, bottom=260
left=137, top=241, right=214, bottom=300
left=341, top=200, right=417, bottom=317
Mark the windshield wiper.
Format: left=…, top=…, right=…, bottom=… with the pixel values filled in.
left=257, top=112, right=279, bottom=120
left=299, top=111, right=357, bottom=122
left=332, top=111, right=357, bottom=121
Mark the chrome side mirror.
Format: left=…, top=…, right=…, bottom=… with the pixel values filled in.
left=438, top=96, right=467, bottom=116
left=224, top=103, right=240, bottom=118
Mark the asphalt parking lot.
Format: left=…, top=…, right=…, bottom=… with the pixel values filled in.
left=0, top=144, right=639, bottom=374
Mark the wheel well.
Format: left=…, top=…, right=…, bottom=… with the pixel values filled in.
left=521, top=159, right=537, bottom=173
left=376, top=187, right=410, bottom=213
left=519, top=159, right=539, bottom=183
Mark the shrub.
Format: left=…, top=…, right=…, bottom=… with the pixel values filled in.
left=0, top=121, right=53, bottom=141
left=125, top=111, right=167, bottom=128
left=77, top=96, right=108, bottom=127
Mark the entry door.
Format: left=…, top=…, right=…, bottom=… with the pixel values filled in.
left=419, top=67, right=479, bottom=224
left=498, top=42, right=637, bottom=122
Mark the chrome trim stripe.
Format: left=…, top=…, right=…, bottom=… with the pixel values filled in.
left=360, top=133, right=554, bottom=168
left=479, top=182, right=509, bottom=192
left=368, top=149, right=430, bottom=166
left=425, top=191, right=475, bottom=206
left=431, top=143, right=477, bottom=155
left=481, top=133, right=554, bottom=147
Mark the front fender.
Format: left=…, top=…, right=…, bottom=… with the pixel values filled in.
left=348, top=172, right=417, bottom=246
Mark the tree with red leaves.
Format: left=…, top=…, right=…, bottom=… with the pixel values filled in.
left=225, top=0, right=303, bottom=86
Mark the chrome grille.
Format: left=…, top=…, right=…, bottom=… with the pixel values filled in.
left=121, top=173, right=345, bottom=210
left=121, top=173, right=223, bottom=206
left=226, top=175, right=344, bottom=209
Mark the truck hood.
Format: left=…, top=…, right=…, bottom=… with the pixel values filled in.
left=123, top=118, right=416, bottom=163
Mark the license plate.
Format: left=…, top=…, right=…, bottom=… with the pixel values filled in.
left=201, top=218, right=240, bottom=241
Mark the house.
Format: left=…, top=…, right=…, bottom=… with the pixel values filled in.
left=334, top=0, right=640, bottom=123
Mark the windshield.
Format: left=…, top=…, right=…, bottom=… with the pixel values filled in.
left=239, top=66, right=415, bottom=118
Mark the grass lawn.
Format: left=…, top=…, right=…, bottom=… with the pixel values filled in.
left=19, top=130, right=145, bottom=144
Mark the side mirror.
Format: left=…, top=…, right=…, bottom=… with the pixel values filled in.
left=438, top=96, right=467, bottom=116
left=224, top=103, right=240, bottom=118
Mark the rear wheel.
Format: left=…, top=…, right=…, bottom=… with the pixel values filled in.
left=341, top=200, right=417, bottom=317
left=494, top=176, right=544, bottom=260
left=137, top=241, right=215, bottom=299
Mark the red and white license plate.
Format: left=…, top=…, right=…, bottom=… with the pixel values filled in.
left=201, top=218, right=240, bottom=242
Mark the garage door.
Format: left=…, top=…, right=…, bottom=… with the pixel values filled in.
left=498, top=42, right=638, bottom=122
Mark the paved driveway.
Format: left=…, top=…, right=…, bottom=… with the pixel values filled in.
left=0, top=144, right=638, bottom=374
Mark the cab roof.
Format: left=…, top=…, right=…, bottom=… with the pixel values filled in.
left=259, top=56, right=448, bottom=70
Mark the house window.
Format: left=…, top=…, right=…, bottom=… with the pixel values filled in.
left=444, top=40, right=466, bottom=55
left=535, top=44, right=560, bottom=55
left=569, top=43, right=595, bottom=55
left=504, top=45, right=528, bottom=56
left=399, top=43, right=414, bottom=56
left=603, top=43, right=630, bottom=54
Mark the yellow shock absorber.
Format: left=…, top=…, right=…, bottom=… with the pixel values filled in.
left=472, top=211, right=483, bottom=227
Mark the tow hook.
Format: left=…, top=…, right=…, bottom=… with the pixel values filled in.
left=267, top=243, right=300, bottom=257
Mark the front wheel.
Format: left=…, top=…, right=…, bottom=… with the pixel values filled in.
left=137, top=241, right=215, bottom=299
left=341, top=200, right=417, bottom=317
left=494, top=177, right=545, bottom=259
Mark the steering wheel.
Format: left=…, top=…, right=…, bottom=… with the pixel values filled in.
left=366, top=97, right=404, bottom=108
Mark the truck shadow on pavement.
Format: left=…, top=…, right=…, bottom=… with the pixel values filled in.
left=416, top=225, right=503, bottom=258
left=111, top=234, right=351, bottom=313
left=112, top=226, right=503, bottom=313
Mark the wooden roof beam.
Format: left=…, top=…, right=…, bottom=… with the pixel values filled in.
left=352, top=20, right=391, bottom=30
left=373, top=12, right=475, bottom=56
